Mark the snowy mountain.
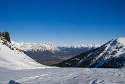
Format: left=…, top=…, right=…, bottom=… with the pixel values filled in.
left=0, top=36, right=47, bottom=70
left=54, top=37, right=125, bottom=68
left=11, top=41, right=100, bottom=52
left=11, top=41, right=100, bottom=65
left=11, top=41, right=60, bottom=52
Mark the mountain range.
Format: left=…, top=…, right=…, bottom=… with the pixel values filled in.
left=11, top=41, right=100, bottom=65
left=54, top=37, right=125, bottom=68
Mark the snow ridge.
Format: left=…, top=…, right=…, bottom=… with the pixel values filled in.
left=89, top=37, right=125, bottom=67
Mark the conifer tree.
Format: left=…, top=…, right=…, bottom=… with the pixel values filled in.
left=0, top=32, right=1, bottom=37
left=0, top=31, right=11, bottom=42
left=5, top=31, right=10, bottom=42
left=2, top=32, right=5, bottom=37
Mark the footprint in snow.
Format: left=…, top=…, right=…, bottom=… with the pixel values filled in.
left=89, top=79, right=104, bottom=84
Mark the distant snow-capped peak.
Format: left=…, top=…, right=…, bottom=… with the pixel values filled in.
left=59, top=44, right=101, bottom=48
left=115, top=37, right=125, bottom=46
left=11, top=41, right=60, bottom=52
left=27, top=42, right=60, bottom=52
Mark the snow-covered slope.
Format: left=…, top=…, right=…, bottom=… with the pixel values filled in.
left=55, top=37, right=125, bottom=68
left=0, top=37, right=48, bottom=70
left=88, top=37, right=125, bottom=68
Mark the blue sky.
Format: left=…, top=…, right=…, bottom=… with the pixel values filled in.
left=0, top=0, right=125, bottom=46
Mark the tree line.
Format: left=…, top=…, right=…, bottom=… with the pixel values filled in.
left=0, top=31, right=11, bottom=42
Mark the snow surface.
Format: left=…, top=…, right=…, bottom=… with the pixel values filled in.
left=0, top=39, right=48, bottom=70
left=0, top=67, right=125, bottom=84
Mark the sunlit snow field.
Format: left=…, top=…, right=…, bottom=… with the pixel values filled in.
left=0, top=67, right=125, bottom=84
